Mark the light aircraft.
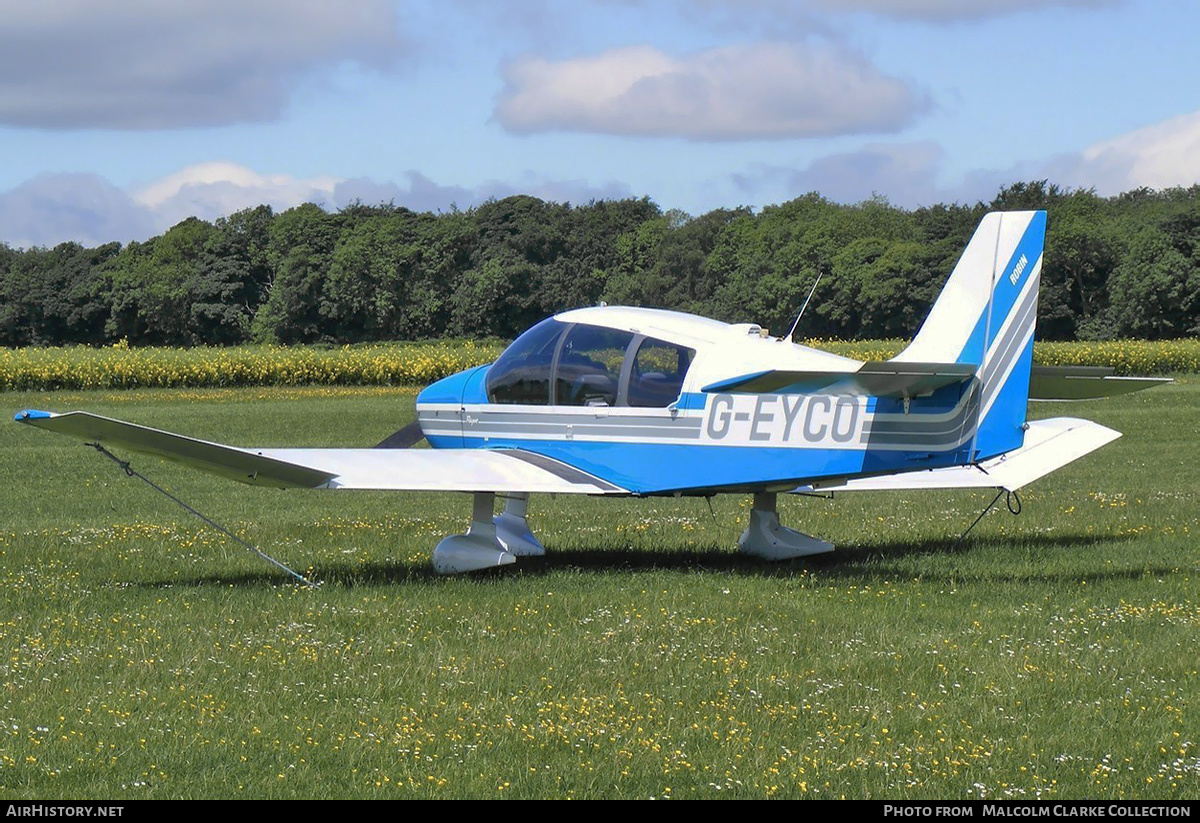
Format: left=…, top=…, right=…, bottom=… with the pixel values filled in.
left=15, top=210, right=1168, bottom=575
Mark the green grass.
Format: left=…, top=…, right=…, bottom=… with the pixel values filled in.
left=1, top=381, right=1198, bottom=799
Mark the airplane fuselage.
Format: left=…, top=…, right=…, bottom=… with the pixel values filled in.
left=415, top=306, right=982, bottom=495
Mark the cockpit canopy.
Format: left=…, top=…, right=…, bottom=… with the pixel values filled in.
left=486, top=318, right=695, bottom=408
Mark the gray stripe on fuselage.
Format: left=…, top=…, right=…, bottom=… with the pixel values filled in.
left=864, top=391, right=977, bottom=435
left=466, top=408, right=702, bottom=442
left=503, top=450, right=625, bottom=491
left=472, top=409, right=701, bottom=428
left=473, top=421, right=703, bottom=440
left=861, top=388, right=979, bottom=449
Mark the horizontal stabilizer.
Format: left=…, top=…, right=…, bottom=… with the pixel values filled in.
left=798, top=417, right=1120, bottom=493
left=1030, top=366, right=1172, bottom=400
left=15, top=409, right=627, bottom=495
left=701, top=361, right=976, bottom=398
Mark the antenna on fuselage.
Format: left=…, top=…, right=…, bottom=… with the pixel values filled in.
left=782, top=272, right=822, bottom=344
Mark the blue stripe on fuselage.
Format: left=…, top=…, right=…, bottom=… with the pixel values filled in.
left=674, top=392, right=709, bottom=410
left=429, top=435, right=971, bottom=494
left=955, top=211, right=1046, bottom=366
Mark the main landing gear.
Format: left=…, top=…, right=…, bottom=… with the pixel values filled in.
left=431, top=492, right=545, bottom=574
left=430, top=490, right=832, bottom=574
left=736, top=491, right=834, bottom=560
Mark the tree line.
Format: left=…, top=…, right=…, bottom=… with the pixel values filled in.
left=2, top=181, right=1199, bottom=348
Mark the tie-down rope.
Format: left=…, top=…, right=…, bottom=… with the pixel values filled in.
left=87, top=442, right=317, bottom=587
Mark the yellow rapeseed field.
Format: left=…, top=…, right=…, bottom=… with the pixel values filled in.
left=809, top=339, right=1200, bottom=374
left=0, top=338, right=1195, bottom=392
left=0, top=341, right=505, bottom=391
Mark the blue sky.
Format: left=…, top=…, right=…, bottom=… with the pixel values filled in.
left=3, top=0, right=1199, bottom=248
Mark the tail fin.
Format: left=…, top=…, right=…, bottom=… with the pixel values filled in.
left=893, top=210, right=1047, bottom=461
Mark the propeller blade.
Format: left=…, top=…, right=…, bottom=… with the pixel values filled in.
left=374, top=421, right=426, bottom=449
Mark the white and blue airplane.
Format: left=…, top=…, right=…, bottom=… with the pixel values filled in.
left=15, top=211, right=1167, bottom=574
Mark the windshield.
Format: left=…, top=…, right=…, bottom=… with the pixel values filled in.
left=486, top=318, right=694, bottom=408
left=485, top=317, right=565, bottom=405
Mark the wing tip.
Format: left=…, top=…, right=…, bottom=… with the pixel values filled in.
left=15, top=409, right=54, bottom=423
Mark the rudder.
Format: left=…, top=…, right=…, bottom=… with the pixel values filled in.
left=893, top=210, right=1047, bottom=461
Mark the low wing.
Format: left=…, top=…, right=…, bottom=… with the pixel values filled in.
left=702, top=361, right=976, bottom=398
left=1029, top=366, right=1172, bottom=400
left=14, top=410, right=626, bottom=495
left=796, top=417, right=1119, bottom=494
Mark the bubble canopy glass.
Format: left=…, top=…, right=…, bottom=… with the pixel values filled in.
left=485, top=318, right=694, bottom=408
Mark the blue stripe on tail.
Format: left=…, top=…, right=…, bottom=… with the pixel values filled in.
left=954, top=210, right=1047, bottom=367
left=893, top=210, right=1046, bottom=463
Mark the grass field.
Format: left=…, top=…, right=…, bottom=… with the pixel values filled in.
left=1, top=380, right=1197, bottom=799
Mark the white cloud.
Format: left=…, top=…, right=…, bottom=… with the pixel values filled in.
left=580, top=0, right=1115, bottom=29
left=495, top=42, right=927, bottom=140
left=0, top=0, right=402, bottom=129
left=736, top=142, right=966, bottom=208
left=804, top=0, right=1119, bottom=21
left=476, top=175, right=635, bottom=206
left=334, top=172, right=634, bottom=212
left=1054, top=111, right=1200, bottom=194
left=0, top=162, right=353, bottom=248
left=731, top=109, right=1200, bottom=213
left=132, top=162, right=341, bottom=229
left=0, top=164, right=639, bottom=248
left=0, top=173, right=155, bottom=249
